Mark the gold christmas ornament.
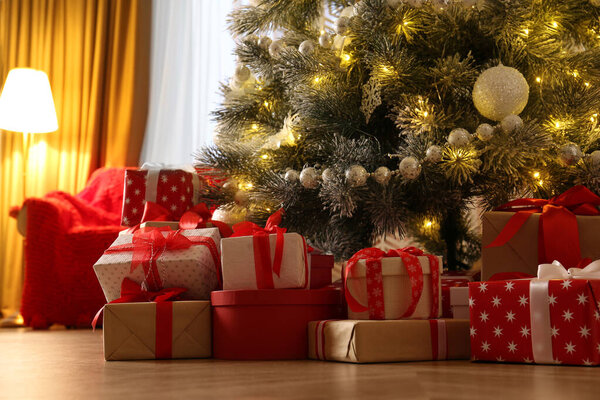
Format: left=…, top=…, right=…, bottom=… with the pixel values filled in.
left=472, top=64, right=529, bottom=121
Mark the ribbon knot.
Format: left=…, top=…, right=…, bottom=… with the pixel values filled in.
left=537, top=259, right=600, bottom=280
left=486, top=185, right=600, bottom=269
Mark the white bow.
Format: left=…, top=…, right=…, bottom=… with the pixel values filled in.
left=537, top=259, right=600, bottom=280
left=141, top=162, right=196, bottom=173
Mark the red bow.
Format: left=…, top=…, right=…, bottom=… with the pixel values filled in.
left=486, top=185, right=600, bottom=268
left=344, top=247, right=440, bottom=319
left=231, top=209, right=288, bottom=287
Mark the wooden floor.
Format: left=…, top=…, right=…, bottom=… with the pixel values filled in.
left=1, top=328, right=599, bottom=399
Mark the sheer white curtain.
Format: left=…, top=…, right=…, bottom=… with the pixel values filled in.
left=141, top=0, right=236, bottom=165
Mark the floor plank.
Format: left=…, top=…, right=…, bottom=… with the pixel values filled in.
left=0, top=328, right=599, bottom=399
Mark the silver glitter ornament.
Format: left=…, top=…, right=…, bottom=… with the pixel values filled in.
left=345, top=165, right=368, bottom=187
left=399, top=157, right=421, bottom=180
left=335, top=17, right=350, bottom=36
left=285, top=169, right=300, bottom=182
left=234, top=65, right=251, bottom=83
left=448, top=128, right=472, bottom=147
left=298, top=40, right=315, bottom=55
left=425, top=145, right=443, bottom=162
left=321, top=168, right=335, bottom=183
left=472, top=64, right=529, bottom=121
left=476, top=123, right=494, bottom=141
left=268, top=39, right=285, bottom=57
left=559, top=144, right=583, bottom=166
left=590, top=150, right=600, bottom=169
left=318, top=32, right=333, bottom=49
left=212, top=206, right=247, bottom=225
left=501, top=114, right=524, bottom=134
left=300, top=167, right=320, bottom=188
left=373, top=166, right=392, bottom=185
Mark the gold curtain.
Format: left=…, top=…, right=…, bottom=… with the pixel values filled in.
left=0, top=0, right=151, bottom=317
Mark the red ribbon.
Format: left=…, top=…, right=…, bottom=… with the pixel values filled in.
left=105, top=227, right=222, bottom=290
left=344, top=247, right=440, bottom=319
left=92, top=278, right=186, bottom=359
left=486, top=185, right=600, bottom=268
left=231, top=209, right=289, bottom=289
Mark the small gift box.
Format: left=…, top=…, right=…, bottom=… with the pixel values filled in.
left=470, top=261, right=600, bottom=366
left=211, top=288, right=343, bottom=360
left=121, top=166, right=202, bottom=226
left=449, top=287, right=469, bottom=319
left=308, top=319, right=470, bottom=363
left=441, top=272, right=476, bottom=318
left=344, top=247, right=443, bottom=320
left=94, top=227, right=221, bottom=302
left=220, top=210, right=309, bottom=290
left=482, top=185, right=600, bottom=280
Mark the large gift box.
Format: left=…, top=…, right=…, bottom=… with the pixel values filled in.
left=344, top=247, right=442, bottom=320
left=309, top=253, right=334, bottom=289
left=94, top=227, right=221, bottom=302
left=103, top=300, right=211, bottom=360
left=121, top=167, right=201, bottom=226
left=482, top=185, right=600, bottom=280
left=211, top=289, right=343, bottom=360
left=221, top=231, right=309, bottom=290
left=308, top=319, right=471, bottom=363
left=470, top=261, right=600, bottom=366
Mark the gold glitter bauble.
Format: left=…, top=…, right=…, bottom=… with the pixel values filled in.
left=472, top=65, right=529, bottom=122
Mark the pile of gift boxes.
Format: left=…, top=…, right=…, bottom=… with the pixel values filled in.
left=92, top=168, right=600, bottom=366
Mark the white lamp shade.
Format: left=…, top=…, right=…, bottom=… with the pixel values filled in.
left=0, top=68, right=59, bottom=133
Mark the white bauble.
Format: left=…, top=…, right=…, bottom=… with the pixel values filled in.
left=590, top=150, right=600, bottom=169
left=373, top=166, right=392, bottom=185
left=501, top=114, right=524, bottom=134
left=285, top=169, right=300, bottom=182
left=559, top=144, right=583, bottom=166
left=268, top=40, right=285, bottom=57
left=448, top=128, right=472, bottom=147
left=472, top=64, right=529, bottom=121
left=212, top=206, right=247, bottom=225
left=300, top=167, right=320, bottom=188
left=298, top=40, right=315, bottom=55
left=340, top=5, right=357, bottom=17
left=399, top=157, right=421, bottom=180
left=319, top=32, right=333, bottom=49
left=257, top=36, right=272, bottom=50
left=234, top=190, right=249, bottom=206
left=345, top=165, right=368, bottom=187
left=335, top=16, right=351, bottom=36
left=476, top=123, right=494, bottom=141
left=321, top=168, right=335, bottom=183
left=425, top=145, right=443, bottom=162
left=234, top=65, right=251, bottom=82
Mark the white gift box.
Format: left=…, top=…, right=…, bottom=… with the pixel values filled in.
left=345, top=255, right=443, bottom=319
left=94, top=228, right=221, bottom=302
left=220, top=232, right=309, bottom=290
left=449, top=286, right=469, bottom=319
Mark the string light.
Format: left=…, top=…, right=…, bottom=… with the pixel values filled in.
left=523, top=28, right=529, bottom=36
left=572, top=70, right=579, bottom=78
left=585, top=82, right=590, bottom=87
left=263, top=100, right=270, bottom=108
left=261, top=154, right=269, bottom=160
left=551, top=21, right=558, bottom=29
left=538, top=180, right=544, bottom=186
left=251, top=123, right=259, bottom=131
left=423, top=220, right=433, bottom=228
left=313, top=76, right=321, bottom=84
left=533, top=171, right=540, bottom=179
left=342, top=53, right=351, bottom=62
left=536, top=77, right=542, bottom=83
left=244, top=183, right=253, bottom=190
left=423, top=111, right=429, bottom=117
left=554, top=121, right=562, bottom=129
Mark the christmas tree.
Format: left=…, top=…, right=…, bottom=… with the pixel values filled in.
left=198, top=0, right=600, bottom=269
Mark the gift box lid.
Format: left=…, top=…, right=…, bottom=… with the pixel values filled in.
left=346, top=255, right=442, bottom=278
left=211, top=288, right=342, bottom=306
left=310, top=254, right=334, bottom=269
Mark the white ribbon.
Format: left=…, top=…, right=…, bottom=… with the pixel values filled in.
left=530, top=259, right=600, bottom=364
left=140, top=163, right=201, bottom=204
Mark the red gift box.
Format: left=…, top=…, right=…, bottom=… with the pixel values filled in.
left=211, top=289, right=343, bottom=360
left=122, top=168, right=201, bottom=226
left=310, top=254, right=334, bottom=289
left=469, top=263, right=600, bottom=366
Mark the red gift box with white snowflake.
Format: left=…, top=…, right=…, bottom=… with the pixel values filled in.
left=469, top=261, right=600, bottom=366
left=121, top=168, right=202, bottom=226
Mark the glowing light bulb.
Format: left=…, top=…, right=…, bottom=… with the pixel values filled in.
left=523, top=28, right=529, bottom=35
left=266, top=207, right=271, bottom=212
left=381, top=66, right=390, bottom=73
left=245, top=183, right=253, bottom=190
left=554, top=121, right=561, bottom=129
left=342, top=53, right=351, bottom=61
left=263, top=100, right=270, bottom=108
left=251, top=123, right=259, bottom=131
left=261, top=154, right=269, bottom=160
left=424, top=220, right=433, bottom=228
left=551, top=21, right=558, bottom=28
left=572, top=70, right=579, bottom=78
left=536, top=77, right=542, bottom=83
left=585, top=82, right=590, bottom=87
left=313, top=76, right=321, bottom=84
left=533, top=172, right=540, bottom=179
left=423, top=111, right=429, bottom=117
left=538, top=180, right=544, bottom=186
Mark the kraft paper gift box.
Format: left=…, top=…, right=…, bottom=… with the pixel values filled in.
left=103, top=301, right=211, bottom=361
left=449, top=287, right=469, bottom=319
left=221, top=232, right=309, bottom=290
left=121, top=167, right=202, bottom=226
left=94, top=227, right=221, bottom=302
left=344, top=249, right=443, bottom=319
left=308, top=319, right=471, bottom=363
left=469, top=261, right=600, bottom=366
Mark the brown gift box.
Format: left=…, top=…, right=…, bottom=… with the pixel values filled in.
left=481, top=211, right=600, bottom=280
left=308, top=319, right=470, bottom=363
left=103, top=301, right=211, bottom=361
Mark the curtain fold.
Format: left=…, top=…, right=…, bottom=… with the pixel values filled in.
left=0, top=0, right=151, bottom=317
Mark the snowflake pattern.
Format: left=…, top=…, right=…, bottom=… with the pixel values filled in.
left=469, top=279, right=600, bottom=366
left=360, top=76, right=382, bottom=123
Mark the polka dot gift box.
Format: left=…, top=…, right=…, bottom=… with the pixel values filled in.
left=469, top=261, right=600, bottom=366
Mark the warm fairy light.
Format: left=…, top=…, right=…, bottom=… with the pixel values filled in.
left=342, top=53, right=351, bottom=62
left=572, top=70, right=579, bottom=78
left=263, top=100, right=270, bottom=109
left=536, top=77, right=542, bottom=83
left=320, top=29, right=325, bottom=35
left=261, top=154, right=269, bottom=160
left=313, top=76, right=321, bottom=84
left=551, top=21, right=558, bottom=28
left=585, top=82, right=590, bottom=87
left=266, top=207, right=271, bottom=212
left=554, top=121, right=562, bottom=129
left=523, top=28, right=529, bottom=36
left=244, top=182, right=253, bottom=190
left=591, top=113, right=598, bottom=122
left=423, top=220, right=433, bottom=228
left=423, top=111, right=429, bottom=118
left=251, top=123, right=259, bottom=131
left=538, top=180, right=544, bottom=186
left=257, top=85, right=263, bottom=91
left=533, top=171, right=540, bottom=179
